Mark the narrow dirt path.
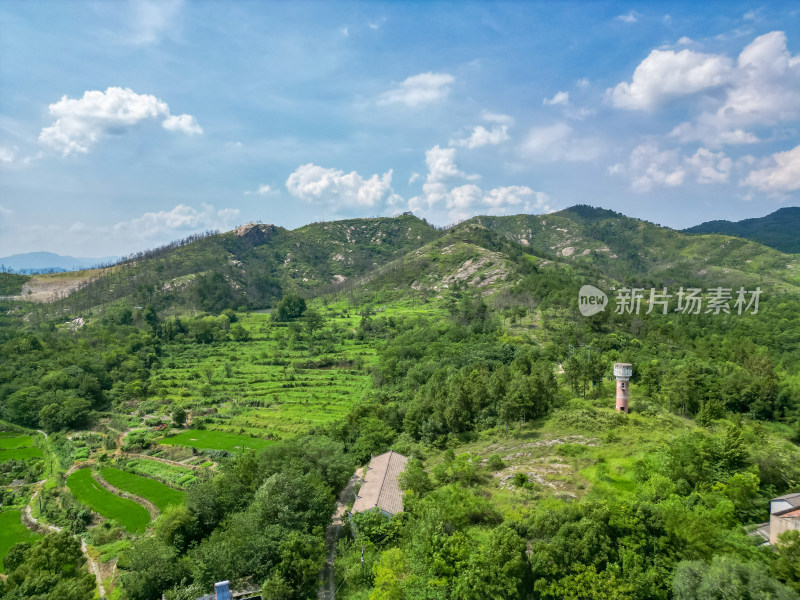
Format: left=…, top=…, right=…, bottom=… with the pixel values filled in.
left=93, top=471, right=160, bottom=520
left=24, top=481, right=62, bottom=533
left=318, top=468, right=363, bottom=600
left=82, top=539, right=107, bottom=599
left=23, top=431, right=106, bottom=599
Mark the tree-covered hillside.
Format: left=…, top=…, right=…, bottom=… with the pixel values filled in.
left=684, top=207, right=800, bottom=254
left=2, top=206, right=800, bottom=600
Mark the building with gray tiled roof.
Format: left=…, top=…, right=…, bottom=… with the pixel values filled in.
left=351, top=451, right=408, bottom=518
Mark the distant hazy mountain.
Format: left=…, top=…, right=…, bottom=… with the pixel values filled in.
left=683, top=207, right=800, bottom=254
left=0, top=251, right=119, bottom=273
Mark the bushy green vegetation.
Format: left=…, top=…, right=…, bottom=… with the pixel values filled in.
left=0, top=273, right=29, bottom=296
left=123, top=459, right=196, bottom=487
left=0, top=531, right=94, bottom=599
left=0, top=510, right=40, bottom=572
left=100, top=467, right=185, bottom=512
left=66, top=469, right=150, bottom=533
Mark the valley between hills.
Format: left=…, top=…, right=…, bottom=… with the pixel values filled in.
left=1, top=205, right=800, bottom=600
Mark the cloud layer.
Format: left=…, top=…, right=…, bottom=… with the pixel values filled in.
left=39, top=87, right=201, bottom=155
left=286, top=163, right=401, bottom=208
left=377, top=72, right=454, bottom=107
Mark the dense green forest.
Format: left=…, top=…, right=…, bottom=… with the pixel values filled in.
left=2, top=207, right=800, bottom=600
left=684, top=207, right=800, bottom=254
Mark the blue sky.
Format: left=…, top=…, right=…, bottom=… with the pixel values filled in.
left=1, top=1, right=800, bottom=256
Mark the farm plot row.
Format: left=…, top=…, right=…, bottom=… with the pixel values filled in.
left=153, top=311, right=375, bottom=438
left=0, top=432, right=43, bottom=462
left=66, top=467, right=185, bottom=533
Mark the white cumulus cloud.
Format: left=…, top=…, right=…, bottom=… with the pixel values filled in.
left=244, top=184, right=274, bottom=196
left=543, top=91, right=570, bottom=106
left=39, top=87, right=201, bottom=155
left=286, top=163, right=401, bottom=208
left=607, top=48, right=732, bottom=111
left=451, top=125, right=510, bottom=149
left=609, top=142, right=686, bottom=192
left=671, top=31, right=800, bottom=146
left=520, top=123, right=602, bottom=162
left=481, top=111, right=514, bottom=125
left=686, top=148, right=732, bottom=184
left=616, top=11, right=638, bottom=23
left=611, top=31, right=800, bottom=146
left=744, top=144, right=800, bottom=192
left=409, top=183, right=550, bottom=223
left=377, top=72, right=454, bottom=107
left=611, top=143, right=736, bottom=191
left=0, top=146, right=16, bottom=164
left=162, top=114, right=202, bottom=135
left=113, top=203, right=240, bottom=240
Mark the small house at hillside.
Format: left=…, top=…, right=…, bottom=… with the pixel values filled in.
left=751, top=493, right=800, bottom=545
left=351, top=450, right=408, bottom=518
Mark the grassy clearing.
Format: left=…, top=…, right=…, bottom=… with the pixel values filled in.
left=160, top=429, right=273, bottom=452
left=0, top=446, right=43, bottom=462
left=66, top=469, right=149, bottom=533
left=126, top=459, right=196, bottom=487
left=0, top=435, right=33, bottom=449
left=96, top=539, right=131, bottom=562
left=421, top=395, right=694, bottom=516
left=100, top=467, right=185, bottom=512
left=0, top=511, right=40, bottom=572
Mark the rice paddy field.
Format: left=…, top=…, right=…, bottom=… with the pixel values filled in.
left=0, top=510, right=40, bottom=572
left=99, top=467, right=185, bottom=512
left=0, top=432, right=43, bottom=462
left=66, top=469, right=150, bottom=533
left=160, top=429, right=273, bottom=452
left=0, top=434, right=34, bottom=449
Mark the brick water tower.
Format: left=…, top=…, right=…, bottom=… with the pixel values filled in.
left=614, top=363, right=632, bottom=413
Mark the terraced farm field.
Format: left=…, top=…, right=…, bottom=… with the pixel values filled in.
left=100, top=467, right=185, bottom=512
left=0, top=446, right=43, bottom=462
left=160, top=429, right=273, bottom=452
left=153, top=307, right=378, bottom=438
left=0, top=435, right=33, bottom=449
left=0, top=511, right=39, bottom=571
left=126, top=458, right=197, bottom=487
left=66, top=469, right=149, bottom=533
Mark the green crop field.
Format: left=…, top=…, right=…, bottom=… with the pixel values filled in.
left=125, top=459, right=196, bottom=487
left=66, top=469, right=150, bottom=533
left=0, top=511, right=40, bottom=572
left=0, top=446, right=43, bottom=462
left=160, top=429, right=273, bottom=452
left=0, top=435, right=33, bottom=449
left=153, top=308, right=376, bottom=438
left=100, top=467, right=185, bottom=512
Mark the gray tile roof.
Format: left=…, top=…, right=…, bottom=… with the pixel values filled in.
left=352, top=451, right=408, bottom=517
left=773, top=492, right=800, bottom=505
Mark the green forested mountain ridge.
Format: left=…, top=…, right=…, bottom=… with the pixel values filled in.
left=684, top=207, right=800, bottom=254
left=468, top=205, right=800, bottom=291
left=40, top=214, right=439, bottom=313
left=4, top=205, right=797, bottom=317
